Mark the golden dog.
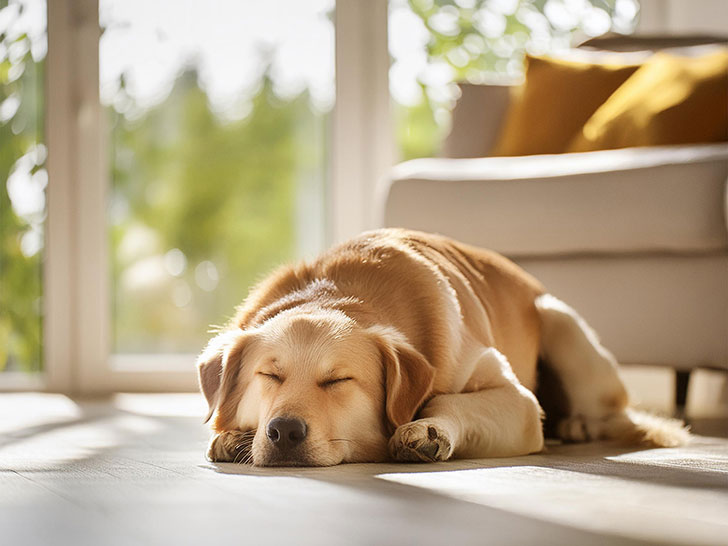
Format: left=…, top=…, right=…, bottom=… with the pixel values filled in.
left=197, top=229, right=688, bottom=466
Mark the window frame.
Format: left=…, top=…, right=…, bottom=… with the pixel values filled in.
left=20, top=0, right=391, bottom=394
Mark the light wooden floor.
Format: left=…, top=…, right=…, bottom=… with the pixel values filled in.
left=1, top=393, right=727, bottom=546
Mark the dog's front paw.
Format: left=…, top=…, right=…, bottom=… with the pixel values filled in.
left=389, top=420, right=454, bottom=462
left=207, top=430, right=255, bottom=463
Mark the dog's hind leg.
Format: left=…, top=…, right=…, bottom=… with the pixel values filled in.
left=535, top=294, right=689, bottom=447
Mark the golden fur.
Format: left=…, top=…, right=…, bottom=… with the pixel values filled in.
left=197, top=229, right=688, bottom=466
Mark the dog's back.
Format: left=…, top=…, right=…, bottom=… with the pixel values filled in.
left=235, top=228, right=547, bottom=392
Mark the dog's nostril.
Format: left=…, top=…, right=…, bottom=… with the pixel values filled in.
left=266, top=417, right=307, bottom=450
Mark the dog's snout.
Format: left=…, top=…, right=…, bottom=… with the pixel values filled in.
left=266, top=417, right=307, bottom=450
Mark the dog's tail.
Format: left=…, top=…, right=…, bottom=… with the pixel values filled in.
left=601, top=408, right=690, bottom=448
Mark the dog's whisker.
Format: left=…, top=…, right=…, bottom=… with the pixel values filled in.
left=240, top=450, right=254, bottom=465
left=233, top=447, right=250, bottom=464
left=225, top=431, right=256, bottom=464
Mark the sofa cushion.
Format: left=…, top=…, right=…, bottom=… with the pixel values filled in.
left=569, top=49, right=728, bottom=152
left=385, top=144, right=728, bottom=257
left=490, top=54, right=640, bottom=157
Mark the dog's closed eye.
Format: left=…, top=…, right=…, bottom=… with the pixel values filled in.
left=319, top=377, right=353, bottom=388
left=258, top=372, right=283, bottom=384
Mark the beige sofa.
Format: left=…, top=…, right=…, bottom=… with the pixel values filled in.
left=383, top=79, right=728, bottom=413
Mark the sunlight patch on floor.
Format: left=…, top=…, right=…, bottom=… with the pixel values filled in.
left=114, top=392, right=207, bottom=417
left=376, top=463, right=728, bottom=546
left=605, top=442, right=728, bottom=469
left=0, top=393, right=82, bottom=434
left=1, top=414, right=162, bottom=469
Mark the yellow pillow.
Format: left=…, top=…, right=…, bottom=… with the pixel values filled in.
left=568, top=50, right=728, bottom=152
left=491, top=55, right=640, bottom=156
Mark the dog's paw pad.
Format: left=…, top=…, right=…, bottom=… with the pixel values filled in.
left=427, top=426, right=438, bottom=440
left=389, top=421, right=453, bottom=462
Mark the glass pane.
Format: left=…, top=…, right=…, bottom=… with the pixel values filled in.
left=0, top=0, right=46, bottom=374
left=389, top=0, right=639, bottom=160
left=101, top=0, right=334, bottom=354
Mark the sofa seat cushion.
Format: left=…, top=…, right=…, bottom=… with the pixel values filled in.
left=385, top=144, right=728, bottom=257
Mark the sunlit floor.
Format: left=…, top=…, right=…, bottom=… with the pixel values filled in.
left=1, top=393, right=727, bottom=546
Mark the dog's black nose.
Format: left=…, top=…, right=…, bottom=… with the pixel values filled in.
left=266, top=417, right=307, bottom=451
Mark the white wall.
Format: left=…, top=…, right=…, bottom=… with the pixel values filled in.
left=639, top=0, right=728, bottom=34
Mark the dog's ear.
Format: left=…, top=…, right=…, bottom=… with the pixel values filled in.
left=196, top=329, right=252, bottom=423
left=370, top=327, right=436, bottom=431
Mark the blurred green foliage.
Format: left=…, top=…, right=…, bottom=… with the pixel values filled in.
left=110, top=68, right=326, bottom=353
left=0, top=0, right=44, bottom=373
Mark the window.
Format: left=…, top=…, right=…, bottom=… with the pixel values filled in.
left=0, top=0, right=389, bottom=393
left=0, top=0, right=46, bottom=380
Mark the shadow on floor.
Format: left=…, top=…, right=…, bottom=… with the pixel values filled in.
left=205, top=436, right=728, bottom=492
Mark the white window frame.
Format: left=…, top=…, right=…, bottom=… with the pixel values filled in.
left=16, top=0, right=391, bottom=395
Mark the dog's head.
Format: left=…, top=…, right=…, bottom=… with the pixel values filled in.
left=197, top=309, right=435, bottom=466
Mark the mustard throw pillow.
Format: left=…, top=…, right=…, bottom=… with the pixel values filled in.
left=568, top=50, right=728, bottom=152
left=491, top=55, right=640, bottom=156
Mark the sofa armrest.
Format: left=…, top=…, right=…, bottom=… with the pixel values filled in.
left=383, top=144, right=728, bottom=257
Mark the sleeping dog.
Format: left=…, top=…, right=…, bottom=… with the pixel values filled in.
left=197, top=228, right=688, bottom=466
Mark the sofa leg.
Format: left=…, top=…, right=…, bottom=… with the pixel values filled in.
left=675, top=369, right=691, bottom=422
